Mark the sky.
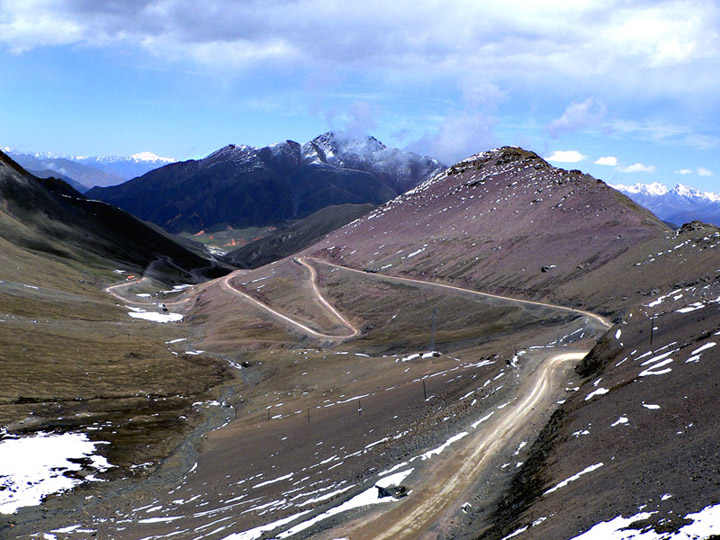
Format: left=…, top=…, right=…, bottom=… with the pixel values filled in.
left=1, top=0, right=719, bottom=191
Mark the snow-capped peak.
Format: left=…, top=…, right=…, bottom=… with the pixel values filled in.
left=129, top=152, right=175, bottom=163
left=613, top=182, right=720, bottom=203
left=611, top=182, right=668, bottom=197
left=309, top=131, right=387, bottom=157
left=672, top=184, right=720, bottom=202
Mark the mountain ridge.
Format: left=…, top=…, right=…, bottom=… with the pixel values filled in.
left=87, top=132, right=445, bottom=234
left=0, top=150, right=227, bottom=282
left=6, top=150, right=177, bottom=189
left=612, top=181, right=720, bottom=226
left=303, top=146, right=668, bottom=314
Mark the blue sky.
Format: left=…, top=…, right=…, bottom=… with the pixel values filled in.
left=1, top=0, right=719, bottom=191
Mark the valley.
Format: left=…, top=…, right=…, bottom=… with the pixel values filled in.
left=3, top=147, right=720, bottom=540
left=5, top=250, right=605, bottom=539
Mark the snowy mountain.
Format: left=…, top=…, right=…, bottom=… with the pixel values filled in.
left=75, top=152, right=176, bottom=181
left=6, top=150, right=176, bottom=189
left=88, top=133, right=444, bottom=233
left=612, top=182, right=720, bottom=226
left=303, top=132, right=444, bottom=192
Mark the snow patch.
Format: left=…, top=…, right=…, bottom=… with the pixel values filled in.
left=585, top=388, right=609, bottom=401
left=0, top=432, right=113, bottom=514
left=544, top=463, right=604, bottom=495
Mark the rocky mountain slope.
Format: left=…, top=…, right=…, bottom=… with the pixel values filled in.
left=86, top=132, right=444, bottom=234
left=304, top=147, right=671, bottom=315
left=0, top=153, right=233, bottom=530
left=294, top=147, right=720, bottom=539
left=613, top=182, right=720, bottom=227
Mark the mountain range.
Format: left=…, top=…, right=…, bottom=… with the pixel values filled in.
left=612, top=181, right=720, bottom=227
left=4, top=144, right=720, bottom=540
left=6, top=150, right=176, bottom=190
left=87, top=132, right=444, bottom=234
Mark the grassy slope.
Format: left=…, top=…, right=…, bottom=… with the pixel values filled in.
left=223, top=202, right=374, bottom=269
left=0, top=156, right=233, bottom=476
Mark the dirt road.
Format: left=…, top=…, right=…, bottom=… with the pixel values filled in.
left=329, top=351, right=587, bottom=540
left=104, top=277, right=192, bottom=308
left=294, top=257, right=360, bottom=337
left=222, top=270, right=358, bottom=340
left=104, top=276, right=149, bottom=302
left=305, top=256, right=612, bottom=329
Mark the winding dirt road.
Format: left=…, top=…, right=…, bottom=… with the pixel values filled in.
left=305, top=256, right=612, bottom=330
left=104, top=276, right=150, bottom=303
left=335, top=350, right=587, bottom=540
left=222, top=266, right=359, bottom=340
left=98, top=260, right=609, bottom=539
left=221, top=256, right=610, bottom=343
left=104, top=277, right=192, bottom=308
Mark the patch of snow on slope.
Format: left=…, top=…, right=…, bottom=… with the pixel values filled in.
left=677, top=302, right=704, bottom=313
left=585, top=388, right=609, bottom=401
left=126, top=305, right=183, bottom=323
left=544, top=463, right=604, bottom=495
left=569, top=501, right=720, bottom=539
left=420, top=432, right=469, bottom=460
left=0, top=432, right=113, bottom=514
left=274, top=469, right=415, bottom=539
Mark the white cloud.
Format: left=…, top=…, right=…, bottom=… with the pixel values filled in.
left=407, top=111, right=497, bottom=165
left=1, top=0, right=718, bottom=88
left=546, top=150, right=587, bottom=163
left=547, top=97, right=606, bottom=137
left=2, top=0, right=719, bottom=164
left=674, top=168, right=693, bottom=175
left=594, top=156, right=618, bottom=166
left=609, top=119, right=720, bottom=150
left=618, top=163, right=656, bottom=173
left=697, top=167, right=714, bottom=177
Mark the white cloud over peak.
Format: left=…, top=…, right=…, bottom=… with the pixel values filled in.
left=546, top=150, right=587, bottom=163
left=697, top=167, right=714, bottom=177
left=547, top=97, right=606, bottom=137
left=674, top=167, right=714, bottom=177
left=594, top=156, right=618, bottom=166
left=618, top=162, right=656, bottom=173
left=407, top=111, right=497, bottom=165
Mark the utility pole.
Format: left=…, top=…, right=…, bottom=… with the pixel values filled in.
left=650, top=315, right=655, bottom=346
left=429, top=307, right=438, bottom=351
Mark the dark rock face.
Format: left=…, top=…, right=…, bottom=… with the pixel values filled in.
left=87, top=133, right=444, bottom=234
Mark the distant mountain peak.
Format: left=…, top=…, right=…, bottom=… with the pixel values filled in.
left=87, top=132, right=445, bottom=234
left=612, top=181, right=720, bottom=226
left=309, top=131, right=387, bottom=156
left=129, top=152, right=175, bottom=163
left=612, top=182, right=668, bottom=196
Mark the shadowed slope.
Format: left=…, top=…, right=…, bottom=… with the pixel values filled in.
left=0, top=151, right=228, bottom=282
